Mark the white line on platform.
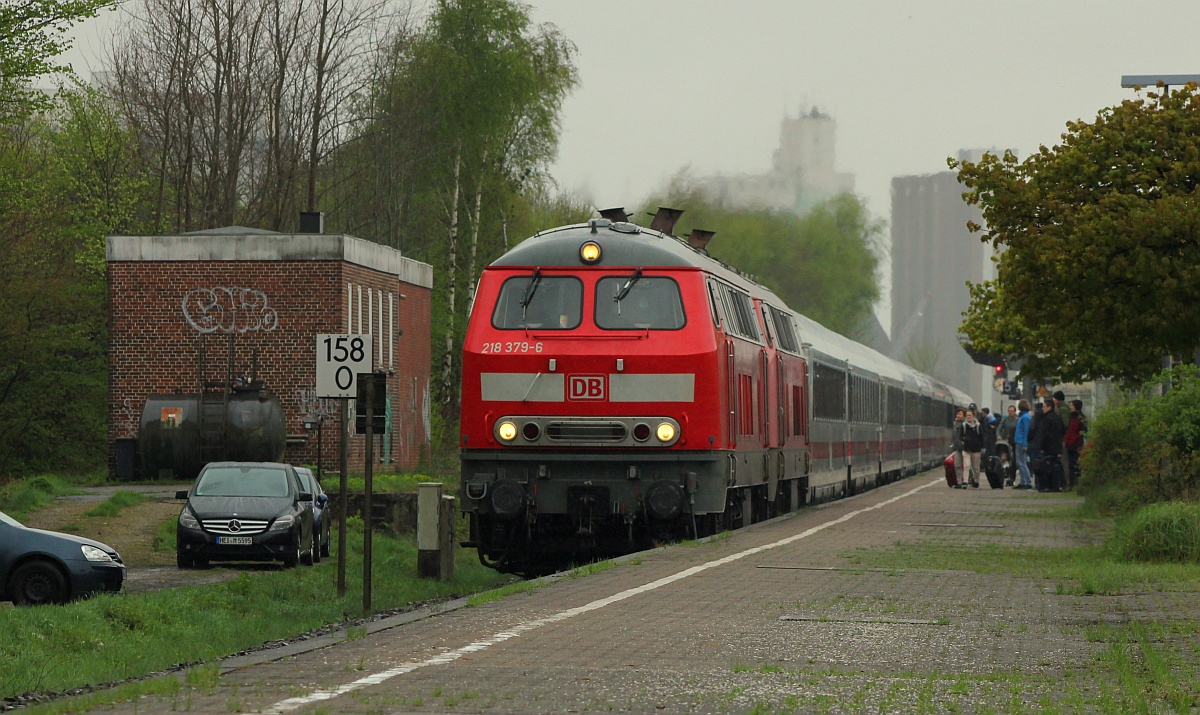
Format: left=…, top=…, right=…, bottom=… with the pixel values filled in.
left=250, top=476, right=941, bottom=715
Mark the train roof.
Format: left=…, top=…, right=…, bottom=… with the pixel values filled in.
left=494, top=219, right=970, bottom=404
left=492, top=219, right=716, bottom=270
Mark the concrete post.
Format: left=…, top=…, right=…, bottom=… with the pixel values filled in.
left=417, top=483, right=454, bottom=579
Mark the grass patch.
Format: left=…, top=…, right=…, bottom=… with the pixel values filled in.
left=335, top=472, right=456, bottom=495
left=1110, top=502, right=1200, bottom=564
left=844, top=542, right=1200, bottom=595
left=151, top=515, right=177, bottom=552
left=0, top=522, right=512, bottom=700
left=84, top=491, right=149, bottom=518
left=0, top=475, right=80, bottom=519
left=465, top=558, right=615, bottom=607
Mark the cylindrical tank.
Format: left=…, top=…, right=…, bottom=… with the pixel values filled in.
left=139, top=388, right=286, bottom=482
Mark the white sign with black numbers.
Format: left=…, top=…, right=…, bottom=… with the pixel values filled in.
left=316, top=334, right=373, bottom=398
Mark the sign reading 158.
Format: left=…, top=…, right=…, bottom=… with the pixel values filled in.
left=316, top=334, right=373, bottom=398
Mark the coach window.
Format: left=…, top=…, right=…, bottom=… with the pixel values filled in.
left=595, top=275, right=685, bottom=330
left=492, top=274, right=583, bottom=330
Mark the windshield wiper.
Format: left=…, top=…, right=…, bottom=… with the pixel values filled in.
left=613, top=268, right=643, bottom=303
left=520, top=268, right=542, bottom=319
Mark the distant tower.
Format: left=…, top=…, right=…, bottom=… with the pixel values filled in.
left=694, top=106, right=855, bottom=216
left=890, top=149, right=1008, bottom=404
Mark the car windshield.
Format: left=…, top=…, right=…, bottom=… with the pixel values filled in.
left=595, top=276, right=686, bottom=330
left=0, top=510, right=23, bottom=527
left=296, top=471, right=314, bottom=491
left=492, top=275, right=582, bottom=330
left=194, top=466, right=291, bottom=498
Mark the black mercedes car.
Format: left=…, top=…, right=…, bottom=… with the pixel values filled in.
left=0, top=510, right=125, bottom=605
left=176, top=462, right=315, bottom=568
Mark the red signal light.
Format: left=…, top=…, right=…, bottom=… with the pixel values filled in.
left=994, top=364, right=1004, bottom=374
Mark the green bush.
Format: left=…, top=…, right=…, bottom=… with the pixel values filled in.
left=0, top=475, right=76, bottom=518
left=1110, top=502, right=1200, bottom=563
left=1080, top=365, right=1200, bottom=513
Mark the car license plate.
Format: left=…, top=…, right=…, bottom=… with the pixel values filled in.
left=217, top=536, right=253, bottom=545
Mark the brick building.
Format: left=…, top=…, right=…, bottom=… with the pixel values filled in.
left=107, top=226, right=433, bottom=480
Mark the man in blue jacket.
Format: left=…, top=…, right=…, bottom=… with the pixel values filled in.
left=1013, top=400, right=1033, bottom=490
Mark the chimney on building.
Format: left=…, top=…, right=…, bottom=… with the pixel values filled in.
left=298, top=211, right=324, bottom=234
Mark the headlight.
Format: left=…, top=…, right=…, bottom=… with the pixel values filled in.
left=179, top=511, right=200, bottom=530
left=268, top=515, right=295, bottom=532
left=656, top=422, right=676, bottom=442
left=497, top=420, right=518, bottom=442
left=81, top=545, right=113, bottom=562
left=579, top=241, right=601, bottom=264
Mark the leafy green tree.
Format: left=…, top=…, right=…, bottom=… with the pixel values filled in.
left=0, top=86, right=151, bottom=479
left=953, top=84, right=1200, bottom=386
left=0, top=0, right=113, bottom=122
left=341, top=0, right=576, bottom=417
left=647, top=186, right=883, bottom=337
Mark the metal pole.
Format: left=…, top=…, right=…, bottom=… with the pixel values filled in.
left=363, top=376, right=375, bottom=613
left=316, top=415, right=323, bottom=482
left=337, top=397, right=348, bottom=597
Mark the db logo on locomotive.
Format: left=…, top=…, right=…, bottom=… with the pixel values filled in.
left=568, top=375, right=606, bottom=401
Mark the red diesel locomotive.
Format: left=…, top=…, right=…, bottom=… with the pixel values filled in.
left=459, top=211, right=968, bottom=575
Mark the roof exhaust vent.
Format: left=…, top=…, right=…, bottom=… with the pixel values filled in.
left=687, top=229, right=715, bottom=254
left=599, top=207, right=629, bottom=223
left=648, top=207, right=684, bottom=235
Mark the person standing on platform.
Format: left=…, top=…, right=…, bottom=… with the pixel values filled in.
left=961, top=409, right=985, bottom=488
left=951, top=408, right=966, bottom=488
left=1036, top=398, right=1066, bottom=492
left=1065, top=400, right=1088, bottom=490
left=1013, top=400, right=1033, bottom=489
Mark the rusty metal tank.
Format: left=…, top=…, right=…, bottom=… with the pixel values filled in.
left=139, top=387, right=286, bottom=481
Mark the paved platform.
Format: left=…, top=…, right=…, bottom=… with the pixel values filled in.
left=89, top=472, right=1197, bottom=714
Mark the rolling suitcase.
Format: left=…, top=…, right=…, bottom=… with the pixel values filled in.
left=943, top=453, right=957, bottom=487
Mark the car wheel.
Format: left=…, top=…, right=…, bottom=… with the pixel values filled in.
left=312, top=533, right=322, bottom=564
left=301, top=531, right=315, bottom=566
left=282, top=534, right=300, bottom=568
left=177, top=549, right=195, bottom=569
left=9, top=561, right=68, bottom=606
left=320, top=528, right=330, bottom=558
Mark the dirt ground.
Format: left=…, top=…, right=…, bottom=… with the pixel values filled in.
left=20, top=487, right=240, bottom=593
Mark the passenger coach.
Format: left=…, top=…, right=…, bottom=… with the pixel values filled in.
left=459, top=211, right=967, bottom=575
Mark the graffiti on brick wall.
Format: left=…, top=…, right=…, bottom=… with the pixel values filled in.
left=182, top=287, right=279, bottom=334
left=294, top=388, right=338, bottom=420
left=122, top=397, right=139, bottom=435
left=422, top=378, right=431, bottom=445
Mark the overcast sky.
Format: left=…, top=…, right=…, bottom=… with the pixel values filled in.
left=65, top=1, right=1200, bottom=329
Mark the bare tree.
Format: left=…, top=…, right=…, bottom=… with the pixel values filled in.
left=109, top=0, right=383, bottom=232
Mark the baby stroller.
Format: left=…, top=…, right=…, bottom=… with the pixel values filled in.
left=985, top=441, right=1015, bottom=489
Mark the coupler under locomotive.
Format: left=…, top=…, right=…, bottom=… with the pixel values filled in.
left=459, top=451, right=725, bottom=576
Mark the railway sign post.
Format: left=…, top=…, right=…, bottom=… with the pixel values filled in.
left=316, top=335, right=372, bottom=598
left=317, top=334, right=373, bottom=398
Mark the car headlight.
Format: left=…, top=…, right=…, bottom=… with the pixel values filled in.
left=81, top=545, right=113, bottom=562
left=268, top=515, right=295, bottom=532
left=179, top=510, right=200, bottom=530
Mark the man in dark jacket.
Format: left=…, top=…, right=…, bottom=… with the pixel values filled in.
left=1035, top=398, right=1065, bottom=491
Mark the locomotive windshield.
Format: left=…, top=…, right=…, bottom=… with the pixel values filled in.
left=595, top=276, right=685, bottom=330
left=492, top=274, right=583, bottom=330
